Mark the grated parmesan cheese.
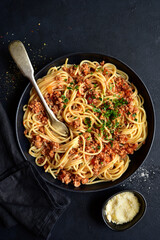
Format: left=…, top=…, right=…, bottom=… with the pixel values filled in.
left=105, top=192, right=140, bottom=224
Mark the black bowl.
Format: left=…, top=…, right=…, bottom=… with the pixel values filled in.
left=102, top=190, right=147, bottom=231
left=15, top=52, right=155, bottom=192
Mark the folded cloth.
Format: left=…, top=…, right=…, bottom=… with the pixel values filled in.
left=0, top=205, right=17, bottom=228
left=0, top=103, right=70, bottom=239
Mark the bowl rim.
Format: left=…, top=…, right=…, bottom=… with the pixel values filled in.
left=102, top=189, right=147, bottom=231
left=15, top=52, right=156, bottom=192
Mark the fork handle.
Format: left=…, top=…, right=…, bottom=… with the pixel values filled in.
left=9, top=40, right=34, bottom=79
left=9, top=40, right=57, bottom=122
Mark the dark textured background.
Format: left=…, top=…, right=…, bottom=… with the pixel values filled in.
left=0, top=0, right=159, bottom=239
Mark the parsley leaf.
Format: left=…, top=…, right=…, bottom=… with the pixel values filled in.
left=93, top=107, right=101, bottom=113
left=84, top=117, right=91, bottom=127
left=63, top=98, right=68, bottom=103
left=75, top=85, right=79, bottom=90
left=114, top=120, right=119, bottom=128
left=62, top=95, right=69, bottom=103
left=86, top=128, right=92, bottom=132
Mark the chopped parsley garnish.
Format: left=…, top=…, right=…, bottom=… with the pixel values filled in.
left=114, top=120, right=119, bottom=128
left=75, top=85, right=79, bottom=90
left=109, top=85, right=113, bottom=90
left=132, top=113, right=136, bottom=117
left=62, top=95, right=69, bottom=103
left=86, top=128, right=92, bottom=132
left=89, top=96, right=128, bottom=136
left=63, top=98, right=69, bottom=103
left=96, top=67, right=104, bottom=72
left=87, top=136, right=91, bottom=140
left=97, top=146, right=101, bottom=149
left=93, top=107, right=101, bottom=113
left=84, top=117, right=91, bottom=127
left=103, top=103, right=110, bottom=110
left=109, top=138, right=114, bottom=141
left=100, top=120, right=106, bottom=131
left=113, top=98, right=128, bottom=108
left=67, top=86, right=72, bottom=90
left=91, top=95, right=96, bottom=99
left=103, top=109, right=119, bottom=119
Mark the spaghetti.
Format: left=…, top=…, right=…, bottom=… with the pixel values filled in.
left=23, top=59, right=147, bottom=187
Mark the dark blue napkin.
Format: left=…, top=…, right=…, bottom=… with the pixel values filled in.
left=0, top=103, right=70, bottom=239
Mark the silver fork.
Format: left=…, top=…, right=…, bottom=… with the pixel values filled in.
left=9, top=40, right=69, bottom=137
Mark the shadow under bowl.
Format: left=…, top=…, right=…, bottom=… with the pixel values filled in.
left=102, top=190, right=147, bottom=231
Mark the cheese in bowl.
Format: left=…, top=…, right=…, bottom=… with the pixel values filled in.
left=105, top=191, right=140, bottom=224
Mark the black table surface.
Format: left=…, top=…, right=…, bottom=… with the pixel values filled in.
left=0, top=0, right=159, bottom=240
